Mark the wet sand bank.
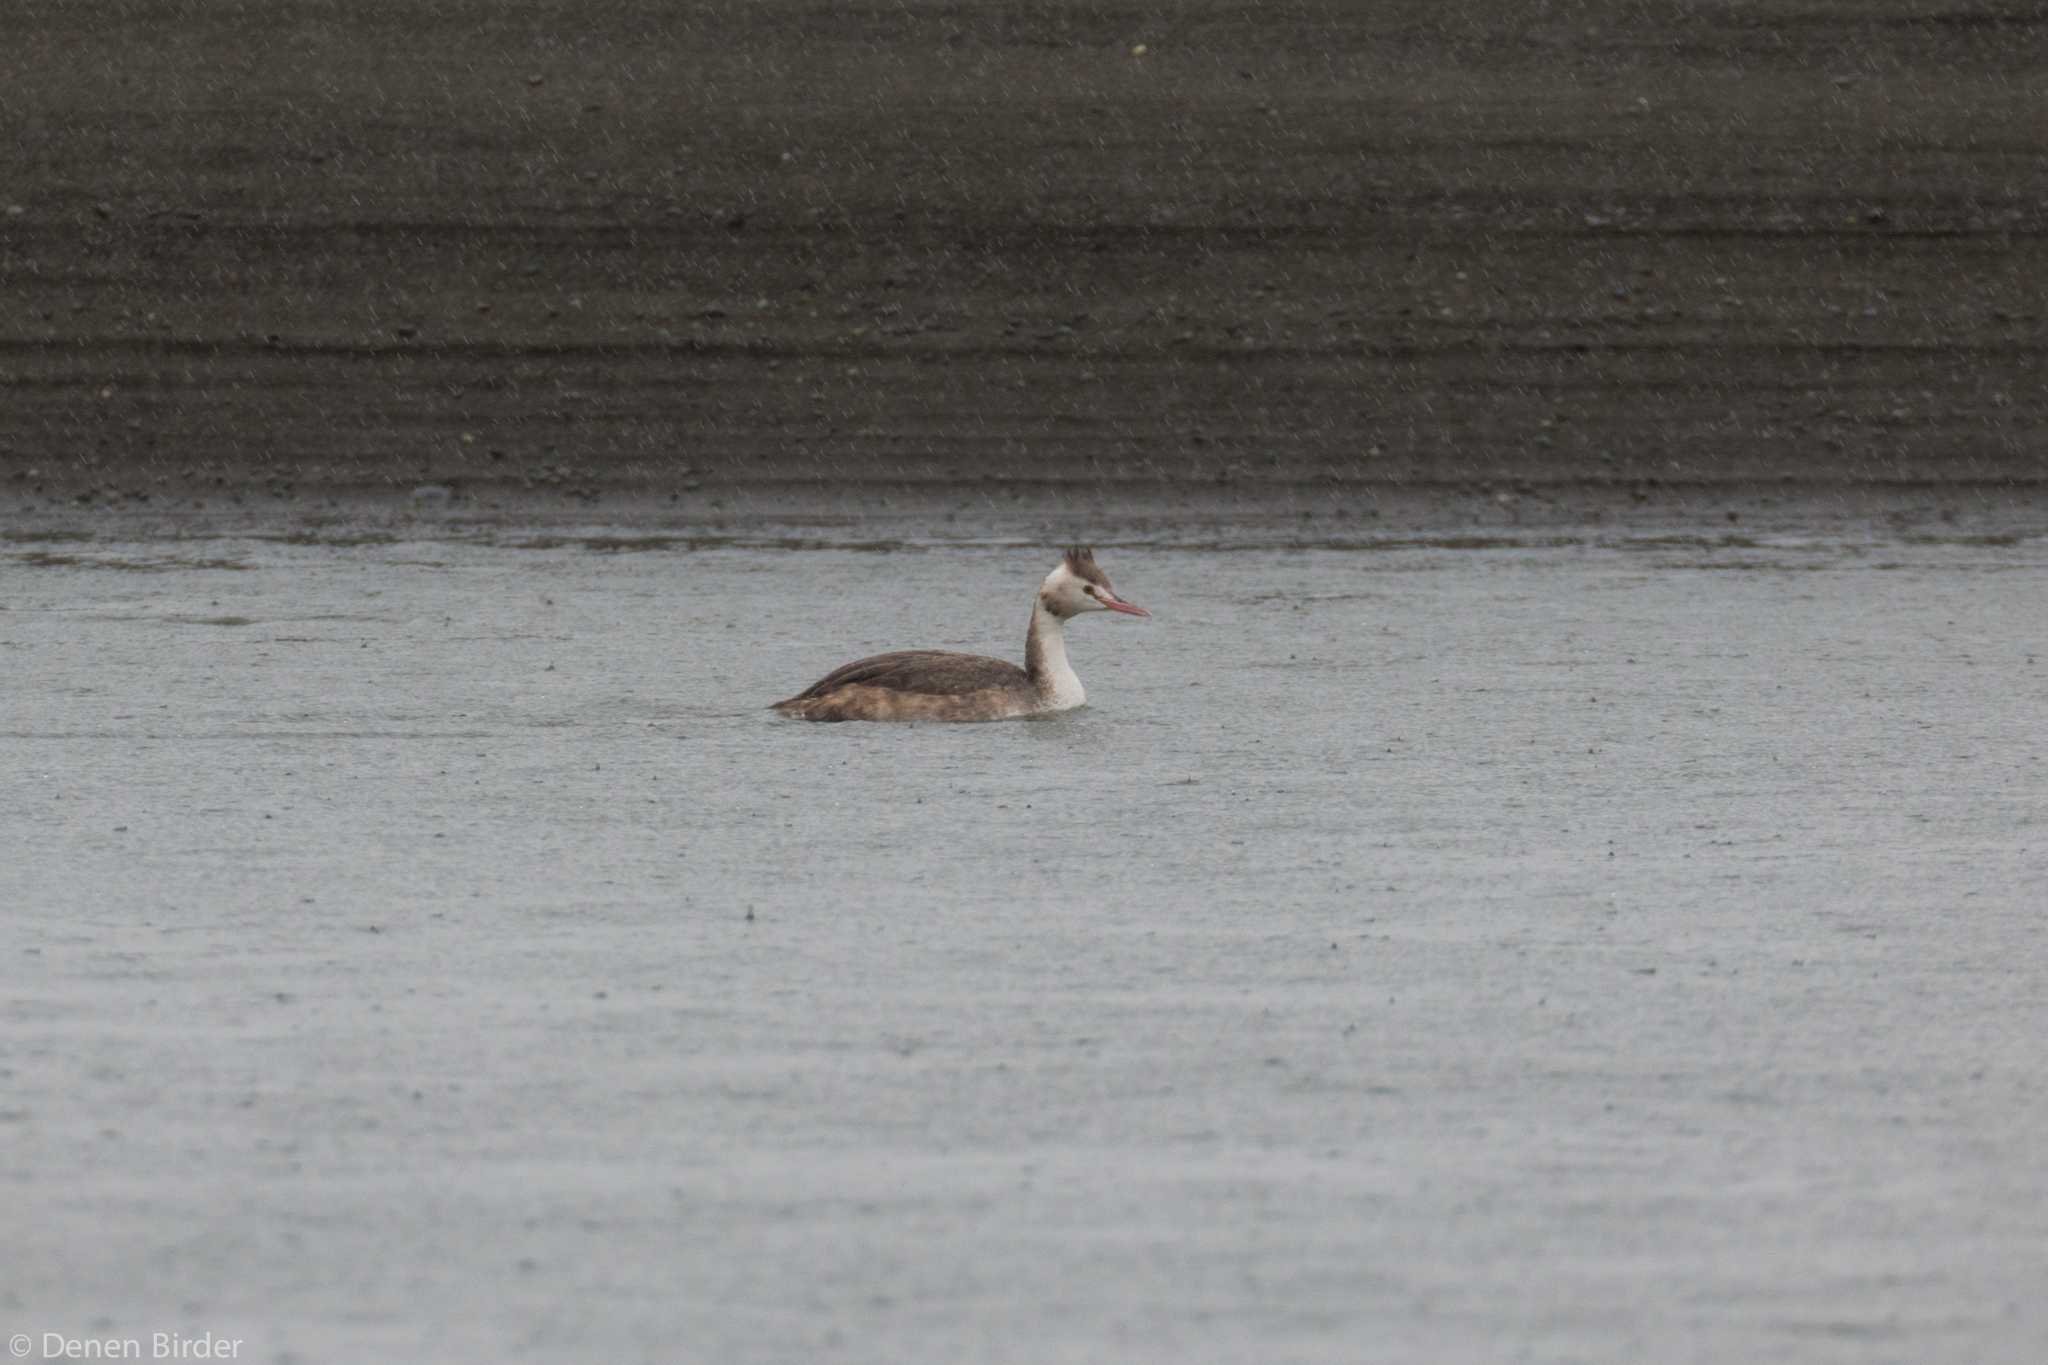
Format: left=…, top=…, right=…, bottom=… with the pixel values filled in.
left=4, top=1, right=2045, bottom=505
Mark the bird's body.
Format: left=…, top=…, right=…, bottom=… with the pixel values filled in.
left=771, top=548, right=1149, bottom=723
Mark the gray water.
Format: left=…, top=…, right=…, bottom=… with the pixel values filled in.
left=5, top=522, right=2046, bottom=1364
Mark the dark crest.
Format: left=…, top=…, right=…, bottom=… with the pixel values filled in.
left=1061, top=545, right=1109, bottom=586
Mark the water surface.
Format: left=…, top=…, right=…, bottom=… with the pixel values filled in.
left=5, top=523, right=2045, bottom=1363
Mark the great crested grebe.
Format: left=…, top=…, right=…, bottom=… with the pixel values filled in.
left=771, top=547, right=1150, bottom=722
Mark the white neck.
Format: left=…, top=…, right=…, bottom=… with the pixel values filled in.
left=1027, top=600, right=1086, bottom=710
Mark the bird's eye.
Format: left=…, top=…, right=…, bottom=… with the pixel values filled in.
left=1085, top=585, right=1098, bottom=596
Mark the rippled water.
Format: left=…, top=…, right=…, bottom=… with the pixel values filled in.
left=6, top=519, right=2046, bottom=1363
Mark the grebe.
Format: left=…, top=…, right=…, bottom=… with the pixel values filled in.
left=771, top=547, right=1150, bottom=722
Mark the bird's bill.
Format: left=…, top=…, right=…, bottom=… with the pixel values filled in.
left=1100, top=592, right=1150, bottom=617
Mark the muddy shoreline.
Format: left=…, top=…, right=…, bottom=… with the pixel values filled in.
left=4, top=1, right=2045, bottom=512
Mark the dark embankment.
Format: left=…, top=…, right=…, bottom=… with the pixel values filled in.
left=2, top=0, right=2045, bottom=512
